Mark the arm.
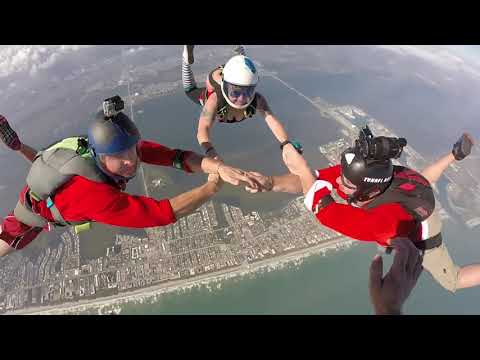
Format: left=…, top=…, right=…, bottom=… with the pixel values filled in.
left=420, top=153, right=455, bottom=184
left=245, top=165, right=341, bottom=195
left=55, top=176, right=178, bottom=228
left=271, top=173, right=302, bottom=193
left=56, top=176, right=221, bottom=227
left=369, top=238, right=423, bottom=315
left=421, top=133, right=475, bottom=184
left=244, top=172, right=302, bottom=194
left=19, top=143, right=38, bottom=163
left=281, top=143, right=316, bottom=194
left=257, top=94, right=289, bottom=143
left=170, top=175, right=221, bottom=219
left=197, top=94, right=220, bottom=158
left=0, top=114, right=37, bottom=162
left=138, top=140, right=256, bottom=188
left=138, top=140, right=221, bottom=175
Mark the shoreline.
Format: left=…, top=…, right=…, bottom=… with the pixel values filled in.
left=10, top=237, right=354, bottom=315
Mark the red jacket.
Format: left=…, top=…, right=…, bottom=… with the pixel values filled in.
left=305, top=165, right=418, bottom=246
left=21, top=140, right=194, bottom=228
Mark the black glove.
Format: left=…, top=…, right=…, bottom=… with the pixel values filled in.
left=452, top=133, right=474, bottom=161
left=0, top=115, right=21, bottom=151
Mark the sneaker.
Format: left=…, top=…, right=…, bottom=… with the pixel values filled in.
left=233, top=45, right=246, bottom=56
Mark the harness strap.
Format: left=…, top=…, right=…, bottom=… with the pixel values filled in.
left=414, top=232, right=443, bottom=251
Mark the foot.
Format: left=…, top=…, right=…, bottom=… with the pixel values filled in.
left=452, top=133, right=475, bottom=161
left=0, top=115, right=21, bottom=151
left=233, top=45, right=246, bottom=56
left=183, top=45, right=195, bottom=65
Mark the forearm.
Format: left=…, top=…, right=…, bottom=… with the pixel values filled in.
left=297, top=168, right=317, bottom=195
left=265, top=114, right=288, bottom=143
left=421, top=153, right=455, bottom=184
left=183, top=151, right=223, bottom=174
left=18, top=143, right=38, bottom=163
left=197, top=126, right=212, bottom=148
left=170, top=181, right=219, bottom=219
left=271, top=173, right=303, bottom=193
left=197, top=107, right=215, bottom=148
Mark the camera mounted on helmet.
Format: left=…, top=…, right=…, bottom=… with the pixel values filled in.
left=103, top=95, right=125, bottom=119
left=355, top=125, right=407, bottom=161
left=341, top=126, right=408, bottom=204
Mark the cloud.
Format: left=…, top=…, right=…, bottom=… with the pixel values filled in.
left=124, top=46, right=149, bottom=56
left=0, top=45, right=93, bottom=78
left=375, top=45, right=480, bottom=79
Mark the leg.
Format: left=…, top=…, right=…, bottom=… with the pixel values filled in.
left=181, top=45, right=209, bottom=106
left=0, top=115, right=37, bottom=163
left=0, top=212, right=43, bottom=257
left=422, top=242, right=460, bottom=293
left=457, top=265, right=480, bottom=290
left=182, top=45, right=197, bottom=93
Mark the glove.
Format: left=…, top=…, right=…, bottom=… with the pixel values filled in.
left=0, top=115, right=21, bottom=151
left=452, top=133, right=474, bottom=161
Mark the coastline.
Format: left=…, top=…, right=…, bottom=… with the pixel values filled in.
left=10, top=237, right=354, bottom=315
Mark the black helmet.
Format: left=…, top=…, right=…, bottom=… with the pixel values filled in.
left=88, top=111, right=140, bottom=157
left=340, top=148, right=393, bottom=203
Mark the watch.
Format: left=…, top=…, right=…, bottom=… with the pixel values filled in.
left=280, top=140, right=303, bottom=154
left=205, top=146, right=215, bottom=155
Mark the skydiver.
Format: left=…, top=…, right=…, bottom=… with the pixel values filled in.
left=181, top=45, right=295, bottom=160
left=245, top=131, right=480, bottom=293
left=0, top=98, right=259, bottom=256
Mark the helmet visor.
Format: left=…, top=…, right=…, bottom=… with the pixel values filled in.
left=222, top=81, right=256, bottom=107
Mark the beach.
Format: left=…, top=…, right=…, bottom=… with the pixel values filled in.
left=11, top=237, right=354, bottom=315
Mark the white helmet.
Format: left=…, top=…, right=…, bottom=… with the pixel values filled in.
left=221, top=55, right=259, bottom=109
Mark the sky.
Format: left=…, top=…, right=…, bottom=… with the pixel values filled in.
left=0, top=45, right=479, bottom=80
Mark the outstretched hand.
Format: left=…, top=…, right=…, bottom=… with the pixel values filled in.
left=369, top=238, right=423, bottom=315
left=217, top=164, right=258, bottom=189
left=244, top=171, right=273, bottom=193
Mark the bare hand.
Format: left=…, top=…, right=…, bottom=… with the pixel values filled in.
left=217, top=164, right=257, bottom=189
left=369, top=238, right=423, bottom=315
left=282, top=143, right=311, bottom=176
left=244, top=171, right=273, bottom=193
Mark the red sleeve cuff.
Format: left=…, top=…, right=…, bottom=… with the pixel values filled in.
left=160, top=199, right=177, bottom=224
left=182, top=151, right=195, bottom=173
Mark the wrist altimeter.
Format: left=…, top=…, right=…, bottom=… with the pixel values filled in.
left=280, top=140, right=303, bottom=154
